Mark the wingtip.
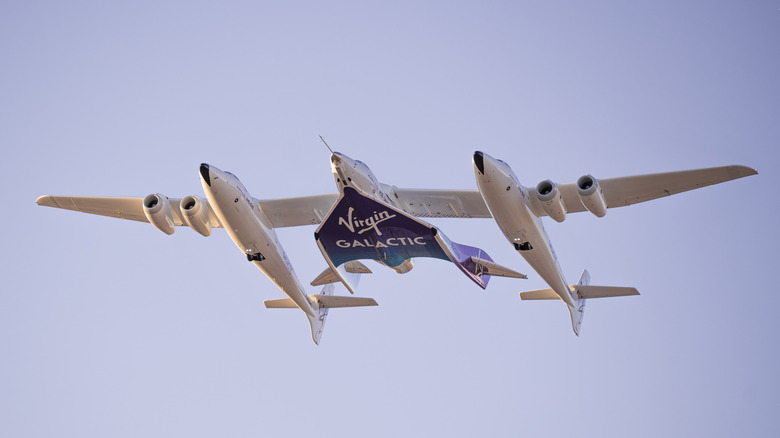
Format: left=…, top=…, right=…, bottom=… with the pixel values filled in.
left=733, top=165, right=759, bottom=177
left=36, top=195, right=53, bottom=206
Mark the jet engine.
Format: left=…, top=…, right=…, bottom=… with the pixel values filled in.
left=180, top=195, right=212, bottom=237
left=576, top=175, right=607, bottom=217
left=535, top=180, right=567, bottom=222
left=142, top=193, right=176, bottom=235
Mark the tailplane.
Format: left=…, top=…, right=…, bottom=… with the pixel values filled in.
left=264, top=284, right=378, bottom=345
left=469, top=256, right=527, bottom=279
left=519, top=270, right=639, bottom=336
left=310, top=260, right=373, bottom=294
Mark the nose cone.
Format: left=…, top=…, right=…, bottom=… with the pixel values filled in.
left=330, top=152, right=343, bottom=165
left=199, top=163, right=211, bottom=187
left=473, top=151, right=485, bottom=175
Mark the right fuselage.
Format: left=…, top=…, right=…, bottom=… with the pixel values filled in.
left=472, top=152, right=575, bottom=309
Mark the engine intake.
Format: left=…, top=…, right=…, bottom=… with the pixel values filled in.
left=143, top=193, right=175, bottom=235
left=576, top=175, right=607, bottom=217
left=535, top=180, right=566, bottom=222
left=180, top=195, right=212, bottom=237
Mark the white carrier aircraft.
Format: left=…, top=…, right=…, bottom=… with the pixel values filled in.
left=472, top=151, right=758, bottom=335
left=37, top=164, right=379, bottom=345
left=36, top=149, right=757, bottom=342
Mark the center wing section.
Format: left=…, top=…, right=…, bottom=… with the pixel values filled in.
left=386, top=186, right=491, bottom=218
left=314, top=187, right=521, bottom=293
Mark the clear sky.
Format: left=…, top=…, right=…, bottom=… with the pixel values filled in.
left=2, top=1, right=778, bottom=437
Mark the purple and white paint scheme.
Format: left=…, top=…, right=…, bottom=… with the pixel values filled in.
left=315, top=186, right=498, bottom=291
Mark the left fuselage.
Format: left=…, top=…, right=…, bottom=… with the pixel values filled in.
left=473, top=152, right=575, bottom=309
left=198, top=164, right=315, bottom=316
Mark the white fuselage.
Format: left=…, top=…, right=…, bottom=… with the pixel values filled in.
left=328, top=152, right=414, bottom=274
left=330, top=152, right=393, bottom=205
left=473, top=152, right=576, bottom=310
left=199, top=164, right=316, bottom=317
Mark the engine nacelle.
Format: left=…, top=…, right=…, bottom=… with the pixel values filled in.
left=535, top=180, right=567, bottom=222
left=142, top=193, right=175, bottom=235
left=180, top=195, right=212, bottom=237
left=576, top=174, right=607, bottom=217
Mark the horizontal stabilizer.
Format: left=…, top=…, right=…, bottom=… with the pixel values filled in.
left=311, top=268, right=338, bottom=287
left=469, top=257, right=527, bottom=279
left=519, top=288, right=559, bottom=300
left=575, top=285, right=639, bottom=299
left=520, top=285, right=639, bottom=300
left=265, top=295, right=378, bottom=309
left=311, top=260, right=373, bottom=286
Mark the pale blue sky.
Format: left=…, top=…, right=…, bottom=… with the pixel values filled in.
left=2, top=1, right=779, bottom=437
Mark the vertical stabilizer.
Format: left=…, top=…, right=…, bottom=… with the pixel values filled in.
left=307, top=284, right=335, bottom=345
left=569, top=270, right=590, bottom=336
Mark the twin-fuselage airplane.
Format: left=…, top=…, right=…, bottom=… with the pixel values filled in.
left=37, top=149, right=757, bottom=343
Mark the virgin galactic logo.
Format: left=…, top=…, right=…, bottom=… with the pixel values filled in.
left=338, top=207, right=396, bottom=236
left=335, top=207, right=427, bottom=248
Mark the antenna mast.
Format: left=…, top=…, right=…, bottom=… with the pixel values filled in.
left=319, top=135, right=334, bottom=154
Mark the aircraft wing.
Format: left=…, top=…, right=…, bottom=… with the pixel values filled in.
left=35, top=195, right=223, bottom=227
left=386, top=187, right=491, bottom=218
left=544, top=165, right=757, bottom=215
left=36, top=194, right=343, bottom=230
left=257, top=194, right=339, bottom=227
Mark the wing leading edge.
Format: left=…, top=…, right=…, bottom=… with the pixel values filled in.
left=547, top=165, right=757, bottom=215
left=35, top=195, right=223, bottom=227
left=37, top=165, right=757, bottom=227
left=386, top=165, right=757, bottom=220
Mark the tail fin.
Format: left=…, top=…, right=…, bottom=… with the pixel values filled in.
left=569, top=270, right=590, bottom=336
left=306, top=284, right=335, bottom=345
